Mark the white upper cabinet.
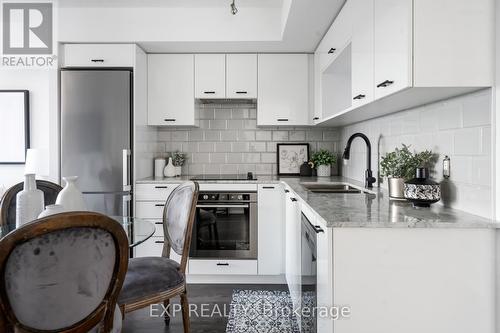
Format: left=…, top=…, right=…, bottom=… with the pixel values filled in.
left=373, top=0, right=413, bottom=100
left=351, top=0, right=374, bottom=107
left=226, top=54, right=257, bottom=99
left=148, top=54, right=197, bottom=126
left=195, top=54, right=226, bottom=99
left=63, top=44, right=135, bottom=67
left=258, top=54, right=311, bottom=126
left=315, top=0, right=493, bottom=126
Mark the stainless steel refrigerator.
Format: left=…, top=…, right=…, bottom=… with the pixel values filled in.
left=60, top=69, right=132, bottom=216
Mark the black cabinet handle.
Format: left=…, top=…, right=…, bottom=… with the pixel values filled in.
left=313, top=117, right=320, bottom=120
left=277, top=118, right=289, bottom=122
left=204, top=91, right=216, bottom=94
left=91, top=59, right=104, bottom=63
left=155, top=204, right=165, bottom=207
left=155, top=240, right=164, bottom=244
left=155, top=222, right=163, bottom=225
left=236, top=91, right=247, bottom=94
left=262, top=186, right=275, bottom=189
left=164, top=119, right=176, bottom=122
left=353, top=94, right=366, bottom=100
left=290, top=197, right=298, bottom=202
left=314, top=225, right=325, bottom=233
left=376, top=80, right=394, bottom=88
left=155, top=186, right=168, bottom=189
left=216, top=263, right=229, bottom=266
left=328, top=48, right=336, bottom=54
left=284, top=189, right=290, bottom=193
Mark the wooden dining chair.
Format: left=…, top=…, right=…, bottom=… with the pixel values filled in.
left=118, top=181, right=199, bottom=333
left=0, top=180, right=63, bottom=230
left=0, top=212, right=129, bottom=333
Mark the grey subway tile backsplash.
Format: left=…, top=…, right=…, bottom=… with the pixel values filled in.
left=156, top=102, right=341, bottom=176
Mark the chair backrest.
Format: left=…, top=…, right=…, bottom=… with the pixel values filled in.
left=0, top=180, right=63, bottom=231
left=0, top=212, right=129, bottom=333
left=162, top=181, right=199, bottom=273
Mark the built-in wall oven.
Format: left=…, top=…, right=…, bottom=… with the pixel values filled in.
left=190, top=191, right=258, bottom=259
left=301, top=213, right=320, bottom=333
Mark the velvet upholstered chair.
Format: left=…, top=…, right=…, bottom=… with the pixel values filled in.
left=0, top=212, right=129, bottom=333
left=118, top=181, right=199, bottom=333
left=0, top=180, right=63, bottom=231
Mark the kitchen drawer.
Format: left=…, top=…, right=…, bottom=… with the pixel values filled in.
left=63, top=44, right=135, bottom=67
left=135, top=236, right=164, bottom=257
left=135, top=183, right=179, bottom=201
left=134, top=218, right=163, bottom=237
left=135, top=201, right=165, bottom=219
left=134, top=236, right=183, bottom=266
left=188, top=260, right=258, bottom=275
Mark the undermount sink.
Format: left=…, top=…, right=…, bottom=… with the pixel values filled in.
left=300, top=182, right=365, bottom=194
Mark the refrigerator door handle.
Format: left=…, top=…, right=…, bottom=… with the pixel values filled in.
left=123, top=194, right=132, bottom=217
left=123, top=149, right=131, bottom=191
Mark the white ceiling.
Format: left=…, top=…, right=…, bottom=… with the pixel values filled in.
left=59, top=0, right=284, bottom=8
left=57, top=0, right=345, bottom=52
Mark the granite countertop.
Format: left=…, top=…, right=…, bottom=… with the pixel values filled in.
left=136, top=175, right=500, bottom=229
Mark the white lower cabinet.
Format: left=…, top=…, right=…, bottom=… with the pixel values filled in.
left=285, top=189, right=302, bottom=312
left=316, top=220, right=334, bottom=332
left=189, top=260, right=258, bottom=275
left=257, top=184, right=285, bottom=275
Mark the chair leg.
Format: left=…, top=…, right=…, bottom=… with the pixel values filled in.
left=180, top=291, right=190, bottom=333
left=164, top=299, right=171, bottom=325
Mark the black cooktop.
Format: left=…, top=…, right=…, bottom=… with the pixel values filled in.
left=190, top=173, right=256, bottom=181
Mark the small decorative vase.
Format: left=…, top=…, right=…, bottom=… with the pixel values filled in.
left=16, top=174, right=44, bottom=227
left=38, top=204, right=65, bottom=218
left=404, top=168, right=441, bottom=207
left=164, top=157, right=176, bottom=178
left=154, top=158, right=166, bottom=178
left=388, top=177, right=405, bottom=199
left=316, top=164, right=331, bottom=177
left=174, top=166, right=182, bottom=177
left=56, top=176, right=87, bottom=211
left=299, top=162, right=313, bottom=177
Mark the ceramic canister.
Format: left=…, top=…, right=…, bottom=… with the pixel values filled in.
left=404, top=168, right=441, bottom=207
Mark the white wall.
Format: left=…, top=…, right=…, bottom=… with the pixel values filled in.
left=0, top=68, right=59, bottom=194
left=341, top=89, right=493, bottom=218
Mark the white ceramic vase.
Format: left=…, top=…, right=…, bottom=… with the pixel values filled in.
left=164, top=157, right=176, bottom=178
left=154, top=158, right=166, bottom=178
left=56, top=176, right=87, bottom=211
left=16, top=174, right=44, bottom=227
left=317, top=164, right=331, bottom=177
left=174, top=166, right=182, bottom=177
left=38, top=204, right=66, bottom=218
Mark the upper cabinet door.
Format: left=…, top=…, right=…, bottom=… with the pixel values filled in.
left=351, top=0, right=374, bottom=108
left=373, top=0, right=413, bottom=100
left=195, top=54, right=226, bottom=98
left=226, top=54, right=257, bottom=99
left=148, top=54, right=196, bottom=126
left=258, top=54, right=311, bottom=126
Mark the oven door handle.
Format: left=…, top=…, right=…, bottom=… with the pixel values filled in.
left=197, top=204, right=249, bottom=209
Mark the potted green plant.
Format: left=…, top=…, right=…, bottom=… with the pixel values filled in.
left=172, top=151, right=187, bottom=177
left=380, top=144, right=434, bottom=199
left=311, top=149, right=337, bottom=177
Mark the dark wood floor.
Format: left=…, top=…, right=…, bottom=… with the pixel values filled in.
left=122, top=284, right=288, bottom=333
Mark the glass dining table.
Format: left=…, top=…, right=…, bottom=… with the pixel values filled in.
left=0, top=216, right=156, bottom=248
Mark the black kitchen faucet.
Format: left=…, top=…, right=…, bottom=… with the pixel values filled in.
left=342, top=133, right=376, bottom=188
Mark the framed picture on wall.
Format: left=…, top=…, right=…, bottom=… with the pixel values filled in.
left=0, top=90, right=30, bottom=164
left=277, top=143, right=309, bottom=176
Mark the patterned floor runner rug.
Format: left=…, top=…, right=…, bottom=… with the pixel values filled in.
left=226, top=290, right=300, bottom=333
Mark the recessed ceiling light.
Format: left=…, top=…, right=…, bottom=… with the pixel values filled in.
left=230, top=0, right=238, bottom=15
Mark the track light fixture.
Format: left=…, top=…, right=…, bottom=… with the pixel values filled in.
left=230, top=0, right=238, bottom=15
